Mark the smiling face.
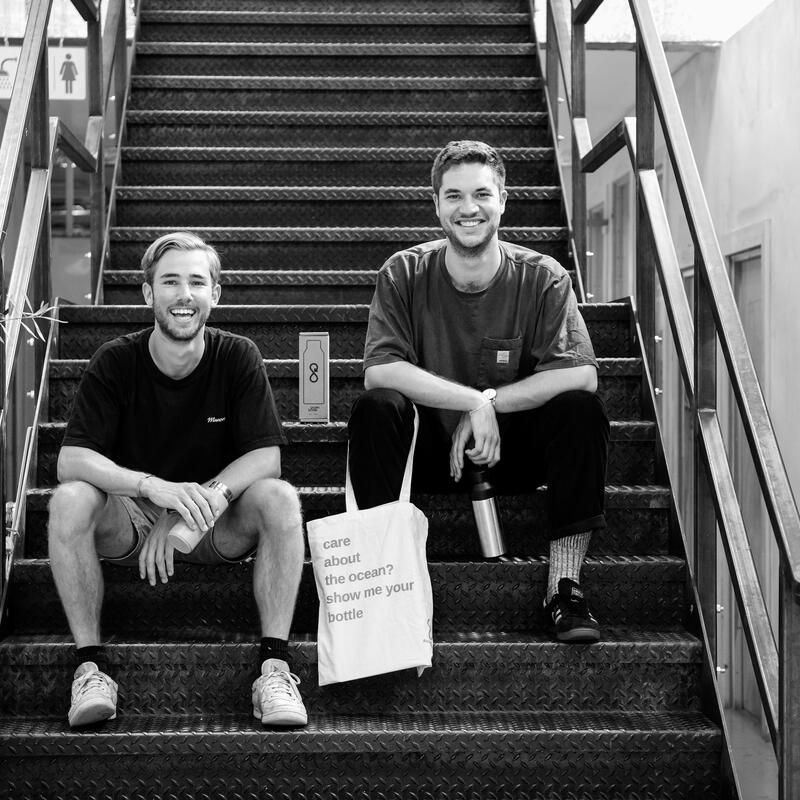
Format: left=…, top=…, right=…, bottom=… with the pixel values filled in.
left=142, top=248, right=221, bottom=342
left=434, top=162, right=507, bottom=259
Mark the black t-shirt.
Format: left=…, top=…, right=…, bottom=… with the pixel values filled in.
left=62, top=327, right=287, bottom=483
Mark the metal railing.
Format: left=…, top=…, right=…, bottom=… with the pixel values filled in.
left=534, top=0, right=800, bottom=795
left=0, top=0, right=136, bottom=621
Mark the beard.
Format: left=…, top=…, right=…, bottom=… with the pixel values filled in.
left=440, top=217, right=499, bottom=259
left=153, top=303, right=209, bottom=342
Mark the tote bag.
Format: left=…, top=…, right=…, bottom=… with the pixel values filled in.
left=307, top=408, right=433, bottom=685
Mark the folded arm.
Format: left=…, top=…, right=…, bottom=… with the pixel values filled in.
left=59, top=444, right=282, bottom=587
left=365, top=360, right=597, bottom=481
left=57, top=444, right=281, bottom=531
left=494, top=364, right=597, bottom=413
left=364, top=361, right=485, bottom=411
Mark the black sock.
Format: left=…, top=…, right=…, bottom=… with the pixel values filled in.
left=259, top=637, right=289, bottom=667
left=76, top=645, right=108, bottom=674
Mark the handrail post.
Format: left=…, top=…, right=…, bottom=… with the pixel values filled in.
left=30, top=48, right=52, bottom=313
left=87, top=6, right=105, bottom=292
left=780, top=572, right=800, bottom=798
left=114, top=0, right=127, bottom=135
left=545, top=2, right=560, bottom=135
left=0, top=253, right=5, bottom=611
left=32, top=48, right=52, bottom=422
left=635, top=40, right=656, bottom=380
left=695, top=262, right=717, bottom=660
left=571, top=10, right=587, bottom=287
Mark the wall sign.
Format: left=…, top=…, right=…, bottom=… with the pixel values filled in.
left=49, top=46, right=86, bottom=100
left=0, top=46, right=20, bottom=99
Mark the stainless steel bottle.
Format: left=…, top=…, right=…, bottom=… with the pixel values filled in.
left=469, top=469, right=506, bottom=558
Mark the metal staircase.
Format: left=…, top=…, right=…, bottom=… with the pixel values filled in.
left=5, top=0, right=800, bottom=796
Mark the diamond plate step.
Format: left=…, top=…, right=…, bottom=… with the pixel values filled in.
left=103, top=267, right=383, bottom=304
left=54, top=303, right=632, bottom=360
left=0, top=630, right=703, bottom=717
left=141, top=0, right=530, bottom=11
left=0, top=0, right=732, bottom=796
left=0, top=712, right=722, bottom=800
left=128, top=76, right=546, bottom=113
left=109, top=236, right=569, bottom=270
left=24, top=483, right=670, bottom=559
left=138, top=11, right=532, bottom=45
left=124, top=111, right=552, bottom=148
left=46, top=356, right=642, bottom=422
left=103, top=263, right=575, bottom=302
left=8, top=557, right=688, bottom=636
left=119, top=145, right=555, bottom=187
left=35, top=419, right=656, bottom=487
left=113, top=184, right=562, bottom=226
left=134, top=43, right=538, bottom=79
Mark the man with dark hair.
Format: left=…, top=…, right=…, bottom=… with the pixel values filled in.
left=48, top=231, right=308, bottom=727
left=348, top=140, right=609, bottom=642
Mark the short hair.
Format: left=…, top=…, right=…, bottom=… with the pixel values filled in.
left=431, top=140, right=506, bottom=196
left=140, top=232, right=222, bottom=285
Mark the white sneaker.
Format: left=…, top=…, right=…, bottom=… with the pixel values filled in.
left=68, top=662, right=118, bottom=728
left=251, top=658, right=308, bottom=727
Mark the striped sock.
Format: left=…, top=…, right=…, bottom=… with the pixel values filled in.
left=546, top=532, right=591, bottom=604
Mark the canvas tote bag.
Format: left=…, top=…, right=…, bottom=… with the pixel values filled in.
left=307, top=408, right=433, bottom=685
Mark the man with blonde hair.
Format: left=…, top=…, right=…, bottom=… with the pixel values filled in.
left=48, top=231, right=308, bottom=727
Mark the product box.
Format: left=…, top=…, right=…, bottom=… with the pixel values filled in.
left=299, top=332, right=330, bottom=422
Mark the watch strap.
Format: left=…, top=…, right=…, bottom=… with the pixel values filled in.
left=208, top=480, right=233, bottom=503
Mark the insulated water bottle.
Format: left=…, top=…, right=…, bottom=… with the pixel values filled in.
left=469, top=469, right=506, bottom=558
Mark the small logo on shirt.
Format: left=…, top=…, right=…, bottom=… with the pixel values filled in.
left=207, top=416, right=226, bottom=423
left=496, top=351, right=510, bottom=364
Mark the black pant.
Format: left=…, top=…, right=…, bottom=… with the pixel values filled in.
left=347, top=388, right=610, bottom=540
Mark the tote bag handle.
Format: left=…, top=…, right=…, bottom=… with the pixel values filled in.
left=344, top=405, right=419, bottom=513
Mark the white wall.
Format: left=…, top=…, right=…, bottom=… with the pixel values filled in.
left=679, top=0, right=800, bottom=497
left=585, top=0, right=800, bottom=498
left=583, top=0, right=798, bottom=721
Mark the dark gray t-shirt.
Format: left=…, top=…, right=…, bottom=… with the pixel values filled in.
left=363, top=239, right=598, bottom=434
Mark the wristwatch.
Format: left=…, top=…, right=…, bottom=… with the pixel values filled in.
left=208, top=480, right=233, bottom=504
left=481, top=388, right=497, bottom=407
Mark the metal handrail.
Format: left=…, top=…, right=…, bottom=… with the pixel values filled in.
left=0, top=302, right=60, bottom=618
left=4, top=121, right=95, bottom=401
left=0, top=0, right=132, bottom=620
left=96, top=0, right=143, bottom=304
left=538, top=0, right=800, bottom=795
left=0, top=0, right=51, bottom=249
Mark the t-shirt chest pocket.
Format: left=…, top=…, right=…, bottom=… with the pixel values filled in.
left=478, top=336, right=523, bottom=388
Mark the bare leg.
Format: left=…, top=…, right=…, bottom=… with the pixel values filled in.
left=214, top=478, right=304, bottom=638
left=48, top=481, right=135, bottom=648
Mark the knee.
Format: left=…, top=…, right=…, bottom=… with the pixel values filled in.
left=245, top=478, right=302, bottom=533
left=48, top=481, right=106, bottom=540
left=549, top=390, right=609, bottom=436
left=349, top=388, right=412, bottom=435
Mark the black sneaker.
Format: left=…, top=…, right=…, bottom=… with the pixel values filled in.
left=544, top=578, right=601, bottom=643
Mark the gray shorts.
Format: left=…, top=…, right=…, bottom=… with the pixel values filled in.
left=100, top=495, right=256, bottom=567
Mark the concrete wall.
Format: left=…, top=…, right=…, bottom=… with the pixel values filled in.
left=586, top=0, right=800, bottom=495
left=583, top=0, right=797, bottom=719
left=685, top=0, right=800, bottom=492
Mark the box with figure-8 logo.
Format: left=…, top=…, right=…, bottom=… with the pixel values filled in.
left=299, top=332, right=329, bottom=422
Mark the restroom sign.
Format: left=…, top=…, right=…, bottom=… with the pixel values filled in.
left=0, top=47, right=20, bottom=99
left=49, top=47, right=86, bottom=100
